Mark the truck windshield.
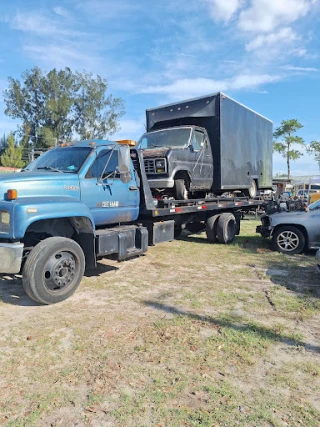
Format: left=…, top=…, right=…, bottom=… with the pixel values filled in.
left=138, top=128, right=192, bottom=149
left=24, top=147, right=92, bottom=173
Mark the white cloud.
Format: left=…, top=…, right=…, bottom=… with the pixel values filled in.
left=112, top=118, right=145, bottom=141
left=53, top=7, right=69, bottom=18
left=281, top=65, right=318, bottom=71
left=23, top=42, right=100, bottom=70
left=206, top=0, right=243, bottom=22
left=139, top=73, right=280, bottom=99
left=245, top=27, right=299, bottom=52
left=12, top=11, right=85, bottom=38
left=238, top=0, right=312, bottom=33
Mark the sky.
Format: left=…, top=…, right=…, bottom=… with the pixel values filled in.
left=0, top=0, right=320, bottom=176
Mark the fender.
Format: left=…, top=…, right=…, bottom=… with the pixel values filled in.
left=1, top=196, right=96, bottom=239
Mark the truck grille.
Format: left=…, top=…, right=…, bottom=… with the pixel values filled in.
left=144, top=159, right=156, bottom=174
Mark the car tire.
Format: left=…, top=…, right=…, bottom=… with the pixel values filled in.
left=216, top=213, right=237, bottom=244
left=272, top=226, right=305, bottom=255
left=22, top=237, right=85, bottom=304
left=175, top=179, right=189, bottom=200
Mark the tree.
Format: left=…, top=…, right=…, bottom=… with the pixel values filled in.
left=0, top=133, right=25, bottom=168
left=0, top=134, right=8, bottom=155
left=273, top=119, right=305, bottom=180
left=3, top=67, right=125, bottom=145
left=307, top=141, right=320, bottom=171
left=74, top=72, right=125, bottom=139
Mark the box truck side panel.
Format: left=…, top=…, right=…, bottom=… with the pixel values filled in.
left=219, top=95, right=273, bottom=190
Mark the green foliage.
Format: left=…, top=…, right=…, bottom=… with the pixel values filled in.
left=0, top=132, right=25, bottom=168
left=3, top=66, right=125, bottom=146
left=0, top=134, right=8, bottom=155
left=273, top=119, right=305, bottom=179
left=308, top=141, right=320, bottom=170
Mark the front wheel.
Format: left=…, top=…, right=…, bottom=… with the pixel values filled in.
left=22, top=237, right=85, bottom=304
left=272, top=226, right=305, bottom=255
left=175, top=179, right=189, bottom=200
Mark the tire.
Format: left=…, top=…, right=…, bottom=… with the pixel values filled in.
left=22, top=237, right=85, bottom=304
left=244, top=180, right=257, bottom=199
left=216, top=213, right=237, bottom=244
left=206, top=214, right=220, bottom=243
left=272, top=226, right=305, bottom=255
left=174, top=227, right=183, bottom=238
left=175, top=179, right=189, bottom=200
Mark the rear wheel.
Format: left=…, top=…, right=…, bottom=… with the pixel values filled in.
left=175, top=178, right=189, bottom=200
left=206, top=214, right=220, bottom=243
left=216, top=213, right=237, bottom=244
left=244, top=180, right=257, bottom=199
left=272, top=226, right=305, bottom=254
left=22, top=237, right=85, bottom=304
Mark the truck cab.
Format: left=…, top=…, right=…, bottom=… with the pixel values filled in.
left=137, top=126, right=213, bottom=199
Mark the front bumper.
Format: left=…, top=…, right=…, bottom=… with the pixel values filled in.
left=256, top=225, right=272, bottom=238
left=0, top=243, right=24, bottom=274
left=147, top=178, right=175, bottom=189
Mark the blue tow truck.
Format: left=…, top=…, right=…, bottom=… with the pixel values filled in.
left=0, top=140, right=260, bottom=304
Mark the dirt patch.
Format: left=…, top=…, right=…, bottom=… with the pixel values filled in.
left=0, top=220, right=319, bottom=426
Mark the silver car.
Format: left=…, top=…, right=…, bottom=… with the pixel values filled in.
left=257, top=199, right=320, bottom=254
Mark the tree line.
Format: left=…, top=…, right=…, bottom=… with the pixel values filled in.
left=1, top=66, right=125, bottom=167
left=1, top=67, right=320, bottom=174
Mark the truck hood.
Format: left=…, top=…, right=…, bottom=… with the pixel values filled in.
left=0, top=171, right=81, bottom=201
left=269, top=210, right=308, bottom=225
left=142, top=148, right=170, bottom=158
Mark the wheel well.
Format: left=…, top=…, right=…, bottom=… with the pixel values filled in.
left=272, top=223, right=308, bottom=244
left=23, top=217, right=96, bottom=268
left=174, top=171, right=190, bottom=184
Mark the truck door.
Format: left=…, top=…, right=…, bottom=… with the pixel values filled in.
left=80, top=148, right=139, bottom=225
left=190, top=129, right=213, bottom=189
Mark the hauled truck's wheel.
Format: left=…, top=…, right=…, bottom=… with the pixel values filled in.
left=272, top=226, right=305, bottom=255
left=206, top=214, right=220, bottom=243
left=175, top=179, right=189, bottom=200
left=216, top=213, right=237, bottom=244
left=22, top=237, right=85, bottom=304
left=243, top=180, right=257, bottom=198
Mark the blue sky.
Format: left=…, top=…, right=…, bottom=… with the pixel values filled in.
left=0, top=0, right=320, bottom=176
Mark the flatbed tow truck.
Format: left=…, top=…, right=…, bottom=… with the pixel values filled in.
left=0, top=140, right=262, bottom=304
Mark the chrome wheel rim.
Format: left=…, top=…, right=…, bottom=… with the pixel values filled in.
left=277, top=231, right=299, bottom=252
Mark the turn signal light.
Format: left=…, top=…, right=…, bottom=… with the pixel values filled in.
left=7, top=189, right=18, bottom=200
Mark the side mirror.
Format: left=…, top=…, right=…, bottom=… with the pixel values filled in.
left=118, top=145, right=132, bottom=183
left=190, top=145, right=199, bottom=153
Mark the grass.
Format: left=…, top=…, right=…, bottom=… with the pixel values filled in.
left=0, top=218, right=319, bottom=426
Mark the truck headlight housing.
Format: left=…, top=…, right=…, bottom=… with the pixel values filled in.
left=155, top=158, right=166, bottom=173
left=0, top=210, right=10, bottom=234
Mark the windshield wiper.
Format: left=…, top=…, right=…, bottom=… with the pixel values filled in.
left=37, top=167, right=64, bottom=173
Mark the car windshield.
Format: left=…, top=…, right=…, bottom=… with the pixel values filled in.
left=137, top=127, right=192, bottom=149
left=24, top=147, right=92, bottom=173
left=308, top=200, right=320, bottom=210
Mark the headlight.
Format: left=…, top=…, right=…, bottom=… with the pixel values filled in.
left=0, top=210, right=10, bottom=233
left=155, top=158, right=166, bottom=173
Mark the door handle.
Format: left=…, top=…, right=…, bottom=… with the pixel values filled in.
left=129, top=186, right=139, bottom=191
